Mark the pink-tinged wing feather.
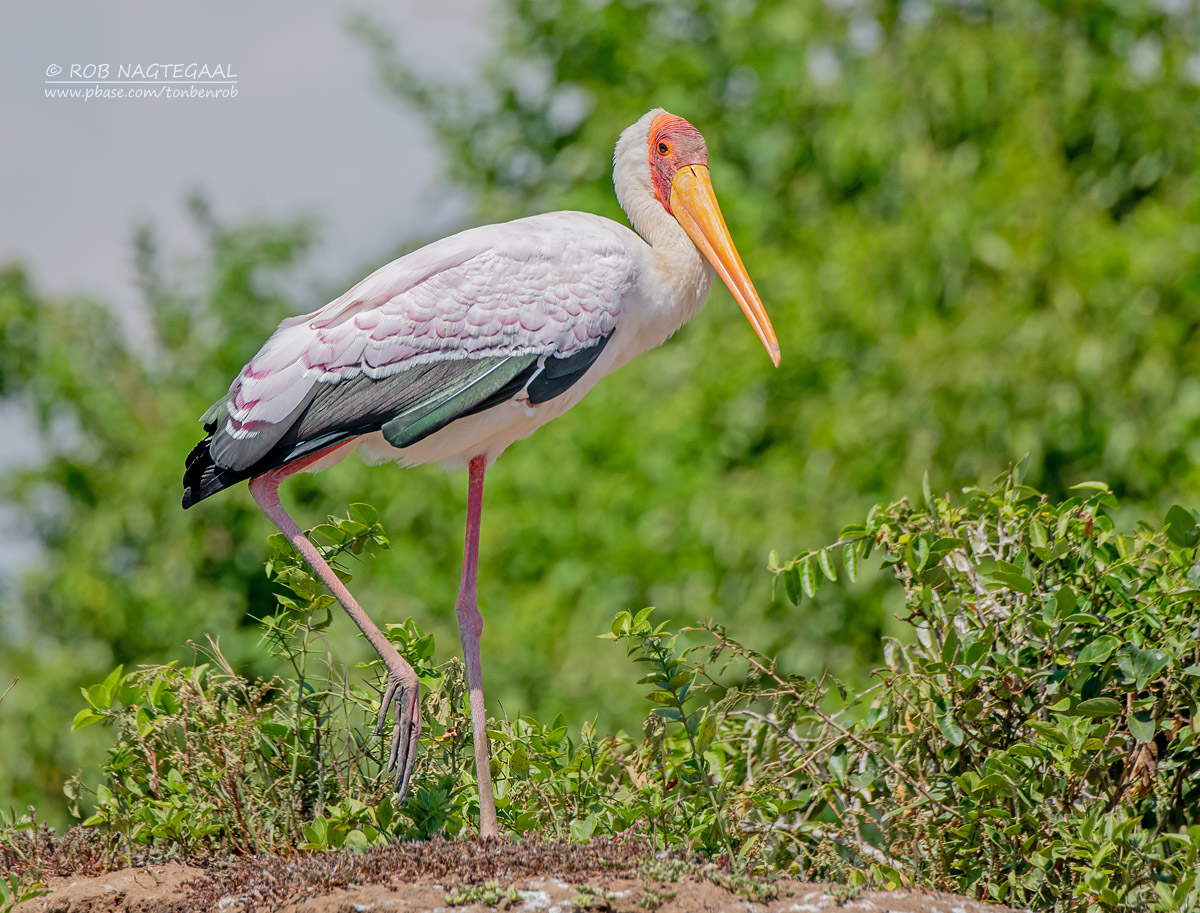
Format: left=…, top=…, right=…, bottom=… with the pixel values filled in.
left=208, top=212, right=637, bottom=470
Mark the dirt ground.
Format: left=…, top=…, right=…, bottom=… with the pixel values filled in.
left=14, top=840, right=1028, bottom=913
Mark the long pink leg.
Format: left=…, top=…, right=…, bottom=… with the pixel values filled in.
left=248, top=453, right=421, bottom=801
left=458, top=455, right=499, bottom=837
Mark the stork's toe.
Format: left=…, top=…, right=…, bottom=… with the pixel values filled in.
left=377, top=669, right=422, bottom=802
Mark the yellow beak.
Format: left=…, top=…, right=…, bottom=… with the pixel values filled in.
left=669, top=164, right=780, bottom=367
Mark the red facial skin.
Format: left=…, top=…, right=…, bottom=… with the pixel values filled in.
left=648, top=113, right=708, bottom=214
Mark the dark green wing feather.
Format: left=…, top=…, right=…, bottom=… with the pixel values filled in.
left=183, top=354, right=537, bottom=506
left=183, top=334, right=612, bottom=508
left=379, top=355, right=539, bottom=448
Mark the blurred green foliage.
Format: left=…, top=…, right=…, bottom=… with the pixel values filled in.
left=0, top=204, right=320, bottom=822
left=3, top=0, right=1200, bottom=826
left=359, top=0, right=1200, bottom=506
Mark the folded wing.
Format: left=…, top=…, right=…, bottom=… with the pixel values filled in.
left=183, top=213, right=634, bottom=507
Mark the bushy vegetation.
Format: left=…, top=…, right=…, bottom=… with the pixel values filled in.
left=5, top=475, right=1197, bottom=912
left=763, top=472, right=1200, bottom=909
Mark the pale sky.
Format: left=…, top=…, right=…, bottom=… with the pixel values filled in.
left=0, top=0, right=493, bottom=323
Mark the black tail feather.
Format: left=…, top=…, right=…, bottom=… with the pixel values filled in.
left=182, top=421, right=366, bottom=508
left=182, top=334, right=616, bottom=508
left=182, top=434, right=257, bottom=508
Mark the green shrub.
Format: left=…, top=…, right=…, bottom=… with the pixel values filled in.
left=62, top=505, right=410, bottom=856
left=20, top=473, right=1198, bottom=913
left=0, top=812, right=50, bottom=910
left=584, top=469, right=1200, bottom=910
left=732, top=469, right=1200, bottom=909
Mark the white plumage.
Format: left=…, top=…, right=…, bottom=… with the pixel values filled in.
left=183, top=108, right=778, bottom=838
left=217, top=213, right=637, bottom=470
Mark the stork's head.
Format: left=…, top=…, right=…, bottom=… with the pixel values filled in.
left=646, top=113, right=709, bottom=213
left=615, top=109, right=780, bottom=367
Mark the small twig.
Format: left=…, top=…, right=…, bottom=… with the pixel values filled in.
left=772, top=822, right=904, bottom=870
left=707, top=627, right=959, bottom=820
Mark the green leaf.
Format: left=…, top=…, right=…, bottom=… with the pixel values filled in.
left=941, top=625, right=959, bottom=666
left=1077, top=635, right=1120, bottom=665
left=570, top=814, right=597, bottom=842
left=1013, top=453, right=1031, bottom=486
left=1028, top=720, right=1069, bottom=745
left=827, top=746, right=849, bottom=781
left=1129, top=711, right=1155, bottom=743
left=989, top=570, right=1033, bottom=595
left=1075, top=697, right=1121, bottom=718
left=912, top=536, right=930, bottom=571
left=85, top=683, right=109, bottom=711
left=100, top=664, right=125, bottom=703
left=784, top=564, right=802, bottom=605
left=818, top=548, right=837, bottom=582
left=1165, top=505, right=1200, bottom=548
left=800, top=558, right=819, bottom=598
left=414, top=632, right=436, bottom=660
left=1029, top=518, right=1048, bottom=551
left=1009, top=744, right=1044, bottom=759
left=931, top=537, right=967, bottom=554
left=938, top=711, right=965, bottom=746
left=71, top=708, right=102, bottom=730
left=305, top=816, right=328, bottom=846
left=667, top=671, right=692, bottom=690
left=1133, top=648, right=1169, bottom=691
left=1070, top=481, right=1110, bottom=492
left=842, top=543, right=859, bottom=583
left=348, top=503, right=378, bottom=525
left=694, top=711, right=717, bottom=754
left=610, top=612, right=630, bottom=637
left=509, top=747, right=530, bottom=779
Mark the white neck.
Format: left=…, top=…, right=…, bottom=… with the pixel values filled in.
left=611, top=109, right=716, bottom=354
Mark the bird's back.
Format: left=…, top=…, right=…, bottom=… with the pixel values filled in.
left=183, top=212, right=643, bottom=506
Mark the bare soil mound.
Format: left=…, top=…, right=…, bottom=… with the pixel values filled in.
left=14, top=838, right=1026, bottom=913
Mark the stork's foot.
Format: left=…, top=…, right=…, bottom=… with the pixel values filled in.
left=375, top=667, right=422, bottom=802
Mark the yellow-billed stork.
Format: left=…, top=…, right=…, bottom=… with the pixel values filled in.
left=183, top=109, right=779, bottom=837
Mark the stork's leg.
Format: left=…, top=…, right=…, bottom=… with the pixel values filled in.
left=457, top=455, right=499, bottom=837
left=248, top=460, right=421, bottom=801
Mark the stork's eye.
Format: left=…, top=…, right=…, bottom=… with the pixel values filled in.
left=657, top=141, right=670, bottom=155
